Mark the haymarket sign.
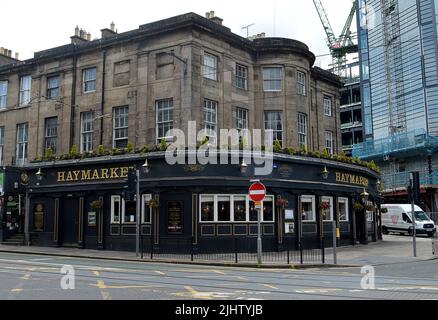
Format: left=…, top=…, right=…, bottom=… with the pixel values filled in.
left=335, top=172, right=369, bottom=187
left=57, top=167, right=130, bottom=182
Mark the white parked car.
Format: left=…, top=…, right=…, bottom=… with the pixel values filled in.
left=381, top=204, right=436, bottom=237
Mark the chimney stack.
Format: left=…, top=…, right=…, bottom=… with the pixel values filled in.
left=71, top=26, right=91, bottom=44
left=205, top=10, right=223, bottom=25
left=101, top=22, right=117, bottom=39
left=15, top=52, right=19, bottom=60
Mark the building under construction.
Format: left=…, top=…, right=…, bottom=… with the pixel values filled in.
left=353, top=0, right=438, bottom=214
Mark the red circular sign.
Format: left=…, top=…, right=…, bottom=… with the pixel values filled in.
left=249, top=182, right=267, bottom=202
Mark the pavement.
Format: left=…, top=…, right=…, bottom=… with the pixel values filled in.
left=0, top=234, right=436, bottom=268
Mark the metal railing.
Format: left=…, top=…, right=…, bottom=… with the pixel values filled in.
left=140, top=236, right=325, bottom=265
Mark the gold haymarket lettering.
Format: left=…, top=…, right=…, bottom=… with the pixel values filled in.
left=56, top=167, right=130, bottom=182
left=335, top=172, right=369, bottom=187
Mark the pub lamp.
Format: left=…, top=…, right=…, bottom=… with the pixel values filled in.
left=240, top=159, right=248, bottom=174
left=321, top=166, right=329, bottom=180
left=142, top=158, right=150, bottom=173
left=361, top=188, right=370, bottom=202
left=36, top=168, right=43, bottom=180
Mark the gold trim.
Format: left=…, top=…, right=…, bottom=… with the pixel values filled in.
left=192, top=194, right=198, bottom=244
left=54, top=198, right=59, bottom=242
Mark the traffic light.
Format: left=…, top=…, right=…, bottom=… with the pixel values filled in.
left=410, top=171, right=421, bottom=204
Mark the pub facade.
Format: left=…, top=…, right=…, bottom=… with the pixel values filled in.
left=23, top=151, right=382, bottom=252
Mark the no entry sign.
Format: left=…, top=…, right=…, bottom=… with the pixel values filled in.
left=249, top=182, right=266, bottom=202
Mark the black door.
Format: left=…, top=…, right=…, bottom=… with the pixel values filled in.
left=61, top=198, right=79, bottom=246
left=355, top=210, right=367, bottom=244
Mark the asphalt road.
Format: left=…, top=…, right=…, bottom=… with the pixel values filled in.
left=0, top=251, right=437, bottom=300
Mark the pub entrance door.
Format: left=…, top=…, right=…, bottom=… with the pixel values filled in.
left=61, top=197, right=80, bottom=247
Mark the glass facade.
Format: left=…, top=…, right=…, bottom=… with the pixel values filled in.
left=358, top=0, right=438, bottom=140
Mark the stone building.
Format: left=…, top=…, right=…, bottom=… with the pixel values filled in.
left=0, top=12, right=341, bottom=166
left=0, top=12, right=381, bottom=253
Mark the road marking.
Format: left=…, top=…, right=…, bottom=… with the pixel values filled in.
left=10, top=288, right=23, bottom=293
left=236, top=276, right=248, bottom=281
left=93, top=271, right=100, bottom=277
left=20, top=274, right=31, bottom=280
left=173, top=286, right=236, bottom=300
left=155, top=271, right=165, bottom=276
left=101, top=292, right=112, bottom=300
left=212, top=270, right=225, bottom=275
left=263, top=284, right=279, bottom=290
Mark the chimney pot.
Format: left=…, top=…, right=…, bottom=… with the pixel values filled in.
left=110, top=22, right=115, bottom=32
left=7, top=50, right=12, bottom=57
left=75, top=26, right=80, bottom=36
left=0, top=47, right=4, bottom=55
left=15, top=52, right=19, bottom=60
left=87, top=32, right=91, bottom=41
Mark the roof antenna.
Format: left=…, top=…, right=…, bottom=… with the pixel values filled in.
left=241, top=23, right=255, bottom=38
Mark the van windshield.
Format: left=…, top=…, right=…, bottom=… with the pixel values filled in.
left=408, top=211, right=431, bottom=222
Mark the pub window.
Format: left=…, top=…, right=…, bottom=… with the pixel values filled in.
left=367, top=208, right=374, bottom=222
left=200, top=195, right=215, bottom=222
left=0, top=126, right=4, bottom=166
left=203, top=99, right=217, bottom=145
left=19, top=75, right=32, bottom=106
left=156, top=98, right=174, bottom=143
left=321, top=196, right=334, bottom=221
left=235, top=64, right=248, bottom=90
left=298, top=113, right=307, bottom=150
left=325, top=131, right=334, bottom=155
left=47, top=75, right=60, bottom=99
left=297, top=71, right=306, bottom=96
left=80, top=111, right=94, bottom=153
left=233, top=196, right=247, bottom=222
left=113, top=106, right=129, bottom=148
left=300, top=195, right=316, bottom=222
left=44, top=117, right=58, bottom=154
left=123, top=200, right=137, bottom=223
left=264, top=111, right=283, bottom=147
left=0, top=80, right=8, bottom=109
left=338, top=197, right=349, bottom=222
left=200, top=195, right=275, bottom=223
left=324, top=96, right=332, bottom=117
left=111, top=195, right=123, bottom=224
left=16, top=122, right=28, bottom=167
left=263, top=197, right=274, bottom=222
left=141, top=194, right=152, bottom=224
left=263, top=67, right=282, bottom=92
left=203, top=53, right=218, bottom=81
left=217, top=195, right=231, bottom=222
left=83, top=67, right=96, bottom=93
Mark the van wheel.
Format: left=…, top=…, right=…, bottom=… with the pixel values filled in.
left=382, top=227, right=389, bottom=235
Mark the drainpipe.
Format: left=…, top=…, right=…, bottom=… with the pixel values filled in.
left=70, top=49, right=78, bottom=150
left=100, top=50, right=107, bottom=146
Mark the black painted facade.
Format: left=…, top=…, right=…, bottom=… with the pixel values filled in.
left=4, top=152, right=382, bottom=252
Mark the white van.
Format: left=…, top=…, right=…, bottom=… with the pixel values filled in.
left=381, top=204, right=436, bottom=237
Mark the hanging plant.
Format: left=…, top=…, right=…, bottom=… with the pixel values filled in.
left=365, top=204, right=374, bottom=212
left=319, top=201, right=330, bottom=211
left=353, top=201, right=364, bottom=211
left=381, top=207, right=388, bottom=214
left=90, top=200, right=104, bottom=210
left=149, top=197, right=160, bottom=209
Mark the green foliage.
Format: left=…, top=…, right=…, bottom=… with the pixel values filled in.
left=240, top=137, right=248, bottom=150
left=97, top=145, right=106, bottom=156
left=284, top=148, right=296, bottom=155
left=159, top=139, right=168, bottom=151
left=127, top=142, right=134, bottom=153
left=69, top=145, right=79, bottom=158
left=44, top=147, right=53, bottom=160
left=299, top=144, right=308, bottom=155
left=311, top=151, right=320, bottom=158
left=322, top=148, right=331, bottom=159
left=273, top=140, right=282, bottom=153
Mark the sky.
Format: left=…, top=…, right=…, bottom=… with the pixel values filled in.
left=0, top=0, right=357, bottom=68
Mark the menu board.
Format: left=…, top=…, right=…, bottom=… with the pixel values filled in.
left=168, top=201, right=183, bottom=234
left=34, top=203, right=44, bottom=231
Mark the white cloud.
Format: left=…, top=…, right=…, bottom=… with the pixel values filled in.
left=1, top=0, right=356, bottom=68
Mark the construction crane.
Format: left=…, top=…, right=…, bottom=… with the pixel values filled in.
left=313, top=0, right=358, bottom=77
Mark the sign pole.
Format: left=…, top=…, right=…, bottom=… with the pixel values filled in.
left=249, top=181, right=266, bottom=265
left=332, top=220, right=337, bottom=265
left=136, top=168, right=140, bottom=257
left=257, top=202, right=262, bottom=265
